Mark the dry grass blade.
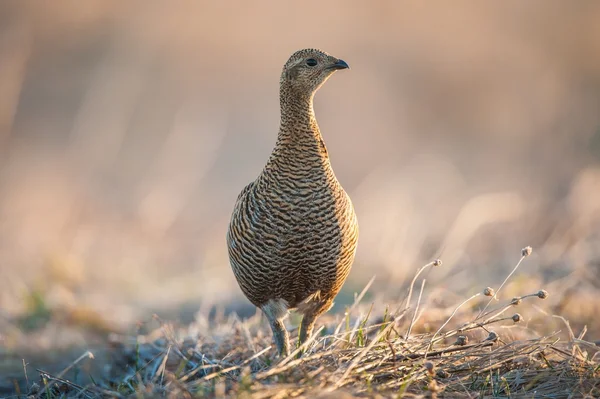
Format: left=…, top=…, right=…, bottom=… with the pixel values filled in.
left=56, top=350, right=94, bottom=380
left=254, top=349, right=336, bottom=380
left=331, top=319, right=396, bottom=390
left=188, top=345, right=272, bottom=385
left=334, top=276, right=376, bottom=335
left=278, top=325, right=324, bottom=367
left=153, top=345, right=171, bottom=384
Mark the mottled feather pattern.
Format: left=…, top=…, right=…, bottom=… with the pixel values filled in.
left=227, top=49, right=358, bottom=355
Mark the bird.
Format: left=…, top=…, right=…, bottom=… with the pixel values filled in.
left=227, top=48, right=359, bottom=356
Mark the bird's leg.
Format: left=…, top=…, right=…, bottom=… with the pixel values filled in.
left=299, top=313, right=316, bottom=345
left=268, top=317, right=290, bottom=357
left=262, top=299, right=291, bottom=357
left=299, top=299, right=334, bottom=347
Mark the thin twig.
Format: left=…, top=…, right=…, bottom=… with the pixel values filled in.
left=476, top=255, right=527, bottom=319
left=405, top=261, right=436, bottom=311
left=406, top=279, right=426, bottom=339
left=426, top=292, right=481, bottom=355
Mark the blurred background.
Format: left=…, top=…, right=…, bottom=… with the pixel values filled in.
left=1, top=0, right=600, bottom=373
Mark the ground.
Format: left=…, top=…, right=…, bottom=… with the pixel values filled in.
left=2, top=255, right=599, bottom=398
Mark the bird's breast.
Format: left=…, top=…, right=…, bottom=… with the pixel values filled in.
left=227, top=158, right=359, bottom=307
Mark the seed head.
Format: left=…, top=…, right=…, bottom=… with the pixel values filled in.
left=521, top=246, right=532, bottom=257
left=484, top=331, right=499, bottom=342
left=433, top=259, right=443, bottom=267
left=537, top=290, right=548, bottom=299
left=424, top=361, right=435, bottom=375
left=512, top=313, right=522, bottom=323
left=455, top=335, right=469, bottom=346
left=436, top=369, right=451, bottom=379
left=483, top=287, right=495, bottom=297
left=510, top=297, right=522, bottom=306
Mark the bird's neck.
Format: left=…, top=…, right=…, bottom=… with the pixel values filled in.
left=257, top=86, right=336, bottom=188
left=274, top=89, right=328, bottom=159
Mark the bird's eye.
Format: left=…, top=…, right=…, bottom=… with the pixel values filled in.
left=306, top=58, right=318, bottom=67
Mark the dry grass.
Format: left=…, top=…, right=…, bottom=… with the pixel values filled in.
left=10, top=249, right=599, bottom=398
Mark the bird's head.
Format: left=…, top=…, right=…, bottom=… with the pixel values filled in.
left=280, top=48, right=349, bottom=99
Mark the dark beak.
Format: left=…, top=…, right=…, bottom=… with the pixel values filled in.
left=329, top=59, right=350, bottom=70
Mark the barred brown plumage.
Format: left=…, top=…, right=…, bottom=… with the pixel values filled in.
left=227, top=49, right=359, bottom=356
